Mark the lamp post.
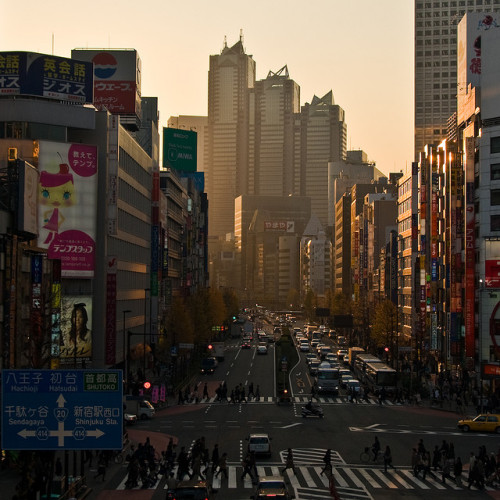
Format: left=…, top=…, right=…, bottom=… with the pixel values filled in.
left=122, top=309, right=131, bottom=392
left=143, top=288, right=150, bottom=380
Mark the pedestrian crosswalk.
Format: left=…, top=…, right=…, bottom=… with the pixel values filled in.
left=183, top=395, right=399, bottom=405
left=115, top=463, right=492, bottom=497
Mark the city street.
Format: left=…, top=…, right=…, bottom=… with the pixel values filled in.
left=88, top=327, right=500, bottom=500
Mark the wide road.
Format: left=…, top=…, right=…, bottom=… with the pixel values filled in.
left=100, top=322, right=500, bottom=500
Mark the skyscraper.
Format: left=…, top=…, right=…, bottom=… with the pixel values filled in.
left=207, top=36, right=256, bottom=238
left=300, top=91, right=347, bottom=227
left=251, top=65, right=300, bottom=196
left=414, top=0, right=500, bottom=157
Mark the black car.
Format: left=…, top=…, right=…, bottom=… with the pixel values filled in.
left=200, top=357, right=218, bottom=374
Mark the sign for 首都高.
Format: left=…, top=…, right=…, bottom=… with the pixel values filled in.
left=1, top=369, right=122, bottom=451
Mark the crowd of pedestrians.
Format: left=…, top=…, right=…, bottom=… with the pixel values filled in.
left=177, top=381, right=261, bottom=404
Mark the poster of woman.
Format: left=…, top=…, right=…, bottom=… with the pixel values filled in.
left=60, top=297, right=92, bottom=363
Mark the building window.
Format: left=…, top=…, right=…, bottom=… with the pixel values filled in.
left=491, top=189, right=500, bottom=206
left=492, top=163, right=500, bottom=181
left=491, top=137, right=500, bottom=154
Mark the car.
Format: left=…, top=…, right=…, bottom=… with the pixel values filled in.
left=337, top=349, right=348, bottom=361
left=257, top=343, right=268, bottom=355
left=346, top=379, right=361, bottom=394
left=458, top=414, right=500, bottom=433
left=247, top=433, right=272, bottom=456
left=340, top=373, right=352, bottom=388
left=241, top=340, right=252, bottom=349
left=310, top=339, right=320, bottom=349
left=170, top=479, right=215, bottom=499
left=318, top=346, right=332, bottom=359
left=309, top=359, right=321, bottom=375
left=339, top=368, right=352, bottom=379
left=299, top=342, right=310, bottom=352
left=251, top=475, right=291, bottom=499
left=305, top=353, right=319, bottom=364
left=124, top=412, right=137, bottom=425
left=266, top=334, right=275, bottom=343
left=325, top=353, right=337, bottom=364
left=200, top=357, right=218, bottom=374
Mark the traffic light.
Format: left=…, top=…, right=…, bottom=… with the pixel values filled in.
left=384, top=347, right=389, bottom=353
left=143, top=381, right=151, bottom=390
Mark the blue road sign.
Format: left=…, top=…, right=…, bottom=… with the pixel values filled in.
left=1, top=369, right=123, bottom=451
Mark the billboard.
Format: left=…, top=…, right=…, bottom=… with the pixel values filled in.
left=38, top=141, right=97, bottom=277
left=0, top=52, right=93, bottom=103
left=71, top=49, right=141, bottom=116
left=163, top=128, right=197, bottom=172
left=264, top=221, right=295, bottom=232
left=59, top=296, right=93, bottom=363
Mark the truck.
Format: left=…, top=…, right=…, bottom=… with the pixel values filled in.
left=231, top=322, right=243, bottom=338
left=314, top=363, right=340, bottom=394
left=212, top=342, right=225, bottom=361
left=123, top=395, right=155, bottom=420
left=348, top=347, right=365, bottom=367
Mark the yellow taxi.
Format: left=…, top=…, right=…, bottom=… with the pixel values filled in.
left=458, top=414, right=500, bottom=433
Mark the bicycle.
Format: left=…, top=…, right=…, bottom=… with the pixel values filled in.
left=360, top=447, right=384, bottom=465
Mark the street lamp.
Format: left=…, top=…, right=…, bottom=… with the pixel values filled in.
left=122, top=309, right=131, bottom=392
left=143, top=288, right=150, bottom=380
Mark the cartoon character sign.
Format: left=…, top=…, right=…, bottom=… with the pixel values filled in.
left=38, top=141, right=97, bottom=277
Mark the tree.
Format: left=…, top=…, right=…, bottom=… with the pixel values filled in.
left=330, top=292, right=352, bottom=316
left=371, top=300, right=397, bottom=352
left=222, top=289, right=239, bottom=322
left=165, top=296, right=194, bottom=347
left=303, top=289, right=317, bottom=322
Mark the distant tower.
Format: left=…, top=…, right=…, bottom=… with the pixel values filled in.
left=207, top=36, right=256, bottom=238
left=252, top=65, right=300, bottom=196
left=414, top=0, right=500, bottom=158
left=300, top=91, right=347, bottom=227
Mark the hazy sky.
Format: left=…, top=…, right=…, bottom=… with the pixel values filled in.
left=2, top=0, right=414, bottom=176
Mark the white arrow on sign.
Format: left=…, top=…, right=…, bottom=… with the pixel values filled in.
left=56, top=394, right=66, bottom=408
left=18, top=429, right=36, bottom=439
left=87, top=429, right=105, bottom=439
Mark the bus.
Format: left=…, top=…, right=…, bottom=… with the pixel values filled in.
left=315, top=364, right=340, bottom=394
left=353, top=353, right=383, bottom=380
left=364, top=362, right=397, bottom=395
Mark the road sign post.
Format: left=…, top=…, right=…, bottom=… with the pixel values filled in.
left=1, top=369, right=123, bottom=450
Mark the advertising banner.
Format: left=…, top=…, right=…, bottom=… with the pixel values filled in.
left=163, top=128, right=197, bottom=172
left=71, top=49, right=141, bottom=116
left=0, top=52, right=93, bottom=103
left=38, top=141, right=97, bottom=277
left=60, top=296, right=93, bottom=363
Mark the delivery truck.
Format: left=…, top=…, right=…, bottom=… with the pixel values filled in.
left=123, top=396, right=155, bottom=420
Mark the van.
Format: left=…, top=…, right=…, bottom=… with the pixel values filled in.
left=201, top=357, right=218, bottom=374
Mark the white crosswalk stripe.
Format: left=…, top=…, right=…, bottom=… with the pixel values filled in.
left=116, top=464, right=485, bottom=495
left=193, top=395, right=395, bottom=405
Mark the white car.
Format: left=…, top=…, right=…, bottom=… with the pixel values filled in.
left=299, top=341, right=310, bottom=352
left=247, top=433, right=271, bottom=456
left=257, top=343, right=268, bottom=354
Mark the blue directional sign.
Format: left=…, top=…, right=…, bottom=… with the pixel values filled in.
left=1, top=369, right=123, bottom=451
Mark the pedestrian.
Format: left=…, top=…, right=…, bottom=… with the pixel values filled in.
left=255, top=385, right=260, bottom=401
left=311, top=384, right=317, bottom=401
left=215, top=453, right=228, bottom=479
left=191, top=454, right=205, bottom=480
left=320, top=448, right=332, bottom=476
left=248, top=382, right=255, bottom=399
left=372, top=437, right=381, bottom=461
left=421, top=451, right=435, bottom=480
left=411, top=448, right=419, bottom=477
left=94, top=455, right=107, bottom=482
left=454, top=457, right=463, bottom=487
left=165, top=472, right=177, bottom=494
left=177, top=447, right=192, bottom=481
left=467, top=452, right=476, bottom=489
left=442, top=457, right=453, bottom=484
left=249, top=451, right=258, bottom=478
left=203, top=382, right=209, bottom=400
left=241, top=453, right=254, bottom=481
left=383, top=446, right=394, bottom=473
left=282, top=448, right=296, bottom=475
left=351, top=387, right=358, bottom=404
left=211, top=444, right=219, bottom=473
left=432, top=445, right=441, bottom=471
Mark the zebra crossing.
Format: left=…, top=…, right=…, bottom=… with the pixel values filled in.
left=115, top=463, right=491, bottom=497
left=183, top=395, right=396, bottom=405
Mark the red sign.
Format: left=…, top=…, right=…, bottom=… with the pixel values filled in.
left=486, top=260, right=500, bottom=288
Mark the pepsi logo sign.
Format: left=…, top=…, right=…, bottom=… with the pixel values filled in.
left=92, top=52, right=117, bottom=79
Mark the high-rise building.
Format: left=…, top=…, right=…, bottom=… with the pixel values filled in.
left=207, top=36, right=256, bottom=238
left=251, top=65, right=300, bottom=196
left=300, top=91, right=347, bottom=227
left=414, top=0, right=500, bottom=158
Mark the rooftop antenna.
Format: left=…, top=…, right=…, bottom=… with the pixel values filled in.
left=240, top=29, right=244, bottom=44
left=51, top=34, right=54, bottom=55
left=224, top=35, right=227, bottom=48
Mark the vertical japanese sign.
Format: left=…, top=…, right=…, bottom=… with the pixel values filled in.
left=31, top=255, right=43, bottom=368
left=465, top=137, right=476, bottom=357
left=106, top=256, right=118, bottom=366
left=50, top=260, right=62, bottom=367
left=38, top=141, right=97, bottom=277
